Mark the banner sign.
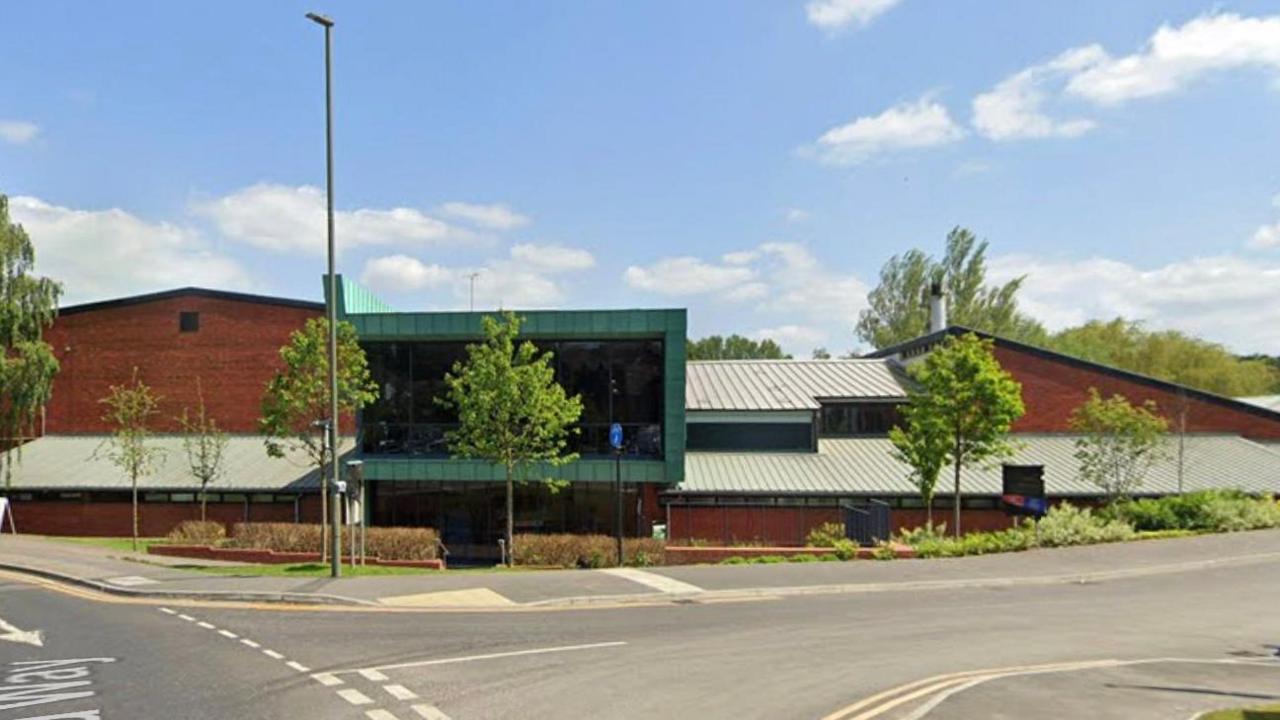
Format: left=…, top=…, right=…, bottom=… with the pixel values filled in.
left=1001, top=465, right=1047, bottom=517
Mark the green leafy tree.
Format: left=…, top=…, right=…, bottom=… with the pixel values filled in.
left=1069, top=388, right=1169, bottom=502
left=1049, top=318, right=1280, bottom=396
left=178, top=379, right=229, bottom=522
left=0, top=194, right=62, bottom=490
left=904, top=333, right=1025, bottom=536
left=687, top=334, right=790, bottom=360
left=260, top=317, right=378, bottom=558
left=438, top=312, right=583, bottom=565
left=811, top=347, right=832, bottom=360
left=856, top=227, right=1047, bottom=349
left=97, top=369, right=164, bottom=551
left=889, top=407, right=949, bottom=530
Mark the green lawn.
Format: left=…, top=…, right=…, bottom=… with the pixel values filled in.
left=1198, top=703, right=1280, bottom=719
left=47, top=536, right=165, bottom=553
left=176, top=562, right=443, bottom=577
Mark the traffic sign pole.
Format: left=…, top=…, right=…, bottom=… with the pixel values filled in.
left=609, top=423, right=624, bottom=566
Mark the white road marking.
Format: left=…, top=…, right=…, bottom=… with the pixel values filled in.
left=218, top=629, right=239, bottom=639
left=240, top=638, right=261, bottom=649
left=383, top=684, right=418, bottom=701
left=360, top=668, right=389, bottom=681
left=354, top=641, right=628, bottom=673
left=287, top=661, right=310, bottom=672
left=263, top=649, right=285, bottom=660
left=312, top=672, right=345, bottom=687
left=107, top=575, right=158, bottom=586
left=365, top=711, right=401, bottom=720
left=599, top=567, right=704, bottom=594
left=159, top=607, right=177, bottom=615
left=411, top=704, right=452, bottom=720
left=0, top=615, right=43, bottom=646
left=338, top=688, right=375, bottom=706
left=178, top=614, right=196, bottom=622
left=197, top=621, right=216, bottom=629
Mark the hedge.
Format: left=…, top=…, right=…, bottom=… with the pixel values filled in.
left=512, top=534, right=666, bottom=568
left=213, top=523, right=441, bottom=561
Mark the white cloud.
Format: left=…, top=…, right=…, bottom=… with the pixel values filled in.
left=805, top=0, right=902, bottom=31
left=972, top=46, right=1106, bottom=140
left=1250, top=223, right=1280, bottom=249
left=9, top=196, right=248, bottom=304
left=754, top=324, right=825, bottom=347
left=195, top=183, right=469, bottom=255
left=438, top=202, right=530, bottom=230
left=988, top=253, right=1280, bottom=352
left=721, top=250, right=760, bottom=266
left=623, top=257, right=757, bottom=295
left=784, top=208, right=811, bottom=223
left=810, top=97, right=964, bottom=165
left=510, top=243, right=596, bottom=273
left=0, top=120, right=39, bottom=145
left=1066, top=13, right=1280, bottom=105
left=360, top=255, right=453, bottom=293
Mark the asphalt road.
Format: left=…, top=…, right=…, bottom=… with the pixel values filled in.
left=2, top=554, right=1278, bottom=719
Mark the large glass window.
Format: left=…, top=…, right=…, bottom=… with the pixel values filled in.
left=361, top=338, right=664, bottom=458
left=819, top=403, right=901, bottom=437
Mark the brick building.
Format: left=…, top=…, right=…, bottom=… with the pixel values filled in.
left=5, top=288, right=328, bottom=536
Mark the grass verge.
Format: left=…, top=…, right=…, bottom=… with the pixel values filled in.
left=1198, top=702, right=1280, bottom=719
left=47, top=536, right=164, bottom=553
left=174, top=562, right=442, bottom=577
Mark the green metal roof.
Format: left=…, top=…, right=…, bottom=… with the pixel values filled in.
left=678, top=433, right=1280, bottom=497
left=338, top=276, right=396, bottom=315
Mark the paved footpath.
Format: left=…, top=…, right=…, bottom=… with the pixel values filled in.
left=2, top=530, right=1280, bottom=609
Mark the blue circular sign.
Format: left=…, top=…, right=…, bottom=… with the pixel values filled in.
left=608, top=423, right=624, bottom=450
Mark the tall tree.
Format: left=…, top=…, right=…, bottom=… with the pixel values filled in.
left=98, top=369, right=164, bottom=551
left=438, top=312, right=583, bottom=566
left=903, top=333, right=1024, bottom=536
left=260, top=318, right=378, bottom=558
left=889, top=401, right=949, bottom=530
left=0, top=194, right=62, bottom=489
left=856, top=227, right=1047, bottom=349
left=1049, top=319, right=1280, bottom=397
left=1069, top=389, right=1169, bottom=502
left=178, top=379, right=229, bottom=522
left=687, top=335, right=790, bottom=360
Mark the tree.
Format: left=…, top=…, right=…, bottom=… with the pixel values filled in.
left=1049, top=318, right=1280, bottom=397
left=903, top=333, right=1025, bottom=536
left=438, top=312, right=583, bottom=565
left=856, top=227, right=1047, bottom=349
left=687, top=335, right=790, bottom=360
left=811, top=347, right=832, bottom=360
left=97, top=369, right=164, bottom=551
left=178, top=379, right=229, bottom=522
left=1069, top=388, right=1169, bottom=502
left=889, top=406, right=949, bottom=530
left=260, top=317, right=378, bottom=558
left=0, top=194, right=62, bottom=490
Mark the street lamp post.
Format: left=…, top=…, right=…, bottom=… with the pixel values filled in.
left=306, top=10, right=341, bottom=579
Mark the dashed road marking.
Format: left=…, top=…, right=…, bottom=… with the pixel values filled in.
left=360, top=668, right=390, bottom=681
left=263, top=649, right=285, bottom=660
left=159, top=607, right=177, bottom=615
left=384, top=684, right=418, bottom=701
left=197, top=621, right=216, bottom=629
left=218, top=629, right=239, bottom=639
left=287, top=660, right=310, bottom=673
left=365, top=711, right=400, bottom=720
left=178, top=614, right=196, bottom=622
left=352, top=641, right=628, bottom=673
left=312, top=672, right=344, bottom=687
left=240, top=638, right=261, bottom=649
left=412, top=704, right=452, bottom=720
left=338, top=688, right=375, bottom=706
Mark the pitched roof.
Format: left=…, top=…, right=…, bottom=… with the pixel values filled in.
left=686, top=359, right=911, bottom=411
left=866, top=326, right=1280, bottom=425
left=5, top=434, right=353, bottom=492
left=59, top=287, right=323, bottom=316
left=678, top=433, right=1280, bottom=497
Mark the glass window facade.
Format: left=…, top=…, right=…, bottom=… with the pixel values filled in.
left=818, top=403, right=901, bottom=437
left=361, top=339, right=664, bottom=458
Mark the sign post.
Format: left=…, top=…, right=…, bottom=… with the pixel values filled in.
left=1001, top=465, right=1047, bottom=538
left=609, top=423, right=624, bottom=566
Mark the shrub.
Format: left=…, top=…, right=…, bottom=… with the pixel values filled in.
left=1107, top=491, right=1280, bottom=533
left=831, top=538, right=860, bottom=561
left=510, top=534, right=666, bottom=568
left=805, top=522, right=846, bottom=548
left=720, top=556, right=749, bottom=565
left=754, top=555, right=787, bottom=564
left=871, top=543, right=898, bottom=561
left=899, top=524, right=1034, bottom=558
left=787, top=553, right=820, bottom=562
left=165, top=520, right=226, bottom=546
left=226, top=523, right=439, bottom=561
left=1035, top=503, right=1133, bottom=548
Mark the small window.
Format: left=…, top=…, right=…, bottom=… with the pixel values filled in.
left=179, top=311, right=200, bottom=333
left=250, top=494, right=275, bottom=503
left=170, top=493, right=195, bottom=503
left=143, top=493, right=169, bottom=502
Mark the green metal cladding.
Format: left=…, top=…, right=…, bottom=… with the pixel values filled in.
left=334, top=276, right=687, bottom=485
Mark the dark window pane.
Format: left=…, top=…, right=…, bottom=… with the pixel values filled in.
left=179, top=311, right=199, bottom=333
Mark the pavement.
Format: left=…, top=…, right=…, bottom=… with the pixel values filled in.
left=1, top=530, right=1278, bottom=719
left=2, top=530, right=1280, bottom=609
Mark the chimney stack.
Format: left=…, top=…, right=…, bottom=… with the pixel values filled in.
left=928, top=281, right=947, bottom=334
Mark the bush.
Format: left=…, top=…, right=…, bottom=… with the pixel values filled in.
left=871, top=543, right=898, bottom=561
left=898, top=524, right=1034, bottom=558
left=1107, top=491, right=1280, bottom=533
left=805, top=522, right=846, bottom=548
left=510, top=534, right=666, bottom=568
left=165, top=520, right=226, bottom=546
left=226, top=523, right=440, bottom=561
left=1035, top=503, right=1133, bottom=547
left=720, top=556, right=749, bottom=565
left=831, top=538, right=860, bottom=561
left=787, top=554, right=820, bottom=562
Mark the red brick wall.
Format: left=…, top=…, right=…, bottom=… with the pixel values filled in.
left=9, top=496, right=322, bottom=537
left=995, top=346, right=1280, bottom=440
left=43, top=294, right=321, bottom=434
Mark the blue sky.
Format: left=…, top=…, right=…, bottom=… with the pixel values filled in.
left=5, top=1, right=1280, bottom=355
